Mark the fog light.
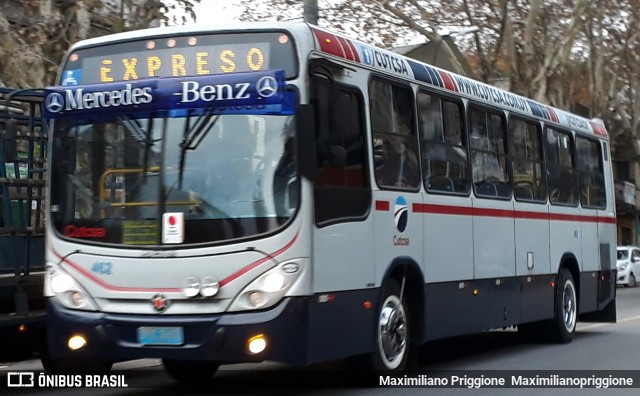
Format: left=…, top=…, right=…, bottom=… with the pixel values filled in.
left=68, top=335, right=87, bottom=350
left=248, top=291, right=266, bottom=308
left=70, top=291, right=86, bottom=307
left=248, top=334, right=267, bottom=354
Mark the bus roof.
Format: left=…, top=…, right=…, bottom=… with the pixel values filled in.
left=308, top=26, right=608, bottom=141
left=64, top=22, right=608, bottom=140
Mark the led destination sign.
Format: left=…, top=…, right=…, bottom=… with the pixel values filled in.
left=60, top=32, right=297, bottom=85
left=90, top=43, right=269, bottom=83
left=44, top=70, right=294, bottom=119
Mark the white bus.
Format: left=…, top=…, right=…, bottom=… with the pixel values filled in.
left=42, top=22, right=616, bottom=378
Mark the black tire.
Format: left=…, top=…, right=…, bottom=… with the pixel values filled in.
left=163, top=359, right=220, bottom=383
left=371, top=279, right=411, bottom=371
left=548, top=268, right=578, bottom=343
left=629, top=273, right=636, bottom=288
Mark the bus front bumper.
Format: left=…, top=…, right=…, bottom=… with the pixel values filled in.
left=45, top=297, right=309, bottom=365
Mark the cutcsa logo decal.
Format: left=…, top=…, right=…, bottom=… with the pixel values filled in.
left=394, top=196, right=408, bottom=232
left=393, top=196, right=410, bottom=246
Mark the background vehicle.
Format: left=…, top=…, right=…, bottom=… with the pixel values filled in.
left=42, top=22, right=616, bottom=379
left=0, top=87, right=47, bottom=358
left=616, top=246, right=640, bottom=287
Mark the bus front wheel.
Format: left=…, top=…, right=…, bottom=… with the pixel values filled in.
left=372, top=279, right=410, bottom=371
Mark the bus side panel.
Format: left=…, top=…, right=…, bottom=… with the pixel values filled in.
left=579, top=208, right=600, bottom=313
left=520, top=274, right=555, bottom=323
left=424, top=280, right=489, bottom=341
left=310, top=221, right=376, bottom=362
left=422, top=195, right=474, bottom=283
left=549, top=206, right=582, bottom=274
left=306, top=288, right=377, bottom=363
left=471, top=197, right=516, bottom=280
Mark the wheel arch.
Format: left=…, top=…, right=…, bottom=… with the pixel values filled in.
left=558, top=253, right=581, bottom=312
left=380, top=257, right=426, bottom=345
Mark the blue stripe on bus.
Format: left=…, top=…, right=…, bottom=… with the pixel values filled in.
left=527, top=100, right=548, bottom=120
left=408, top=60, right=444, bottom=88
left=425, top=65, right=445, bottom=88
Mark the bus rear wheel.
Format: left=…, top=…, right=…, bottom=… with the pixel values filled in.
left=372, top=279, right=410, bottom=371
left=549, top=268, right=577, bottom=343
left=162, top=359, right=220, bottom=383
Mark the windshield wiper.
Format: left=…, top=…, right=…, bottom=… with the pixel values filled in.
left=176, top=110, right=219, bottom=189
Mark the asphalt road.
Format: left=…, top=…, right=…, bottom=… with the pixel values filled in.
left=2, top=286, right=640, bottom=395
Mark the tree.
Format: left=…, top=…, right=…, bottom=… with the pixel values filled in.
left=0, top=0, right=200, bottom=88
left=237, top=0, right=640, bottom=141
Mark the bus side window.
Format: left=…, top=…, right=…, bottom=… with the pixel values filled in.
left=417, top=91, right=469, bottom=194
left=509, top=117, right=546, bottom=202
left=545, top=127, right=578, bottom=205
left=576, top=136, right=606, bottom=208
left=469, top=107, right=510, bottom=198
left=311, top=75, right=370, bottom=226
left=369, top=78, right=420, bottom=190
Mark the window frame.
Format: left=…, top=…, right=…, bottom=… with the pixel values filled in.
left=368, top=75, right=421, bottom=192
left=311, top=73, right=372, bottom=227
left=417, top=88, right=470, bottom=196
left=575, top=135, right=606, bottom=209
left=467, top=104, right=511, bottom=200
left=544, top=126, right=579, bottom=207
left=508, top=115, right=547, bottom=204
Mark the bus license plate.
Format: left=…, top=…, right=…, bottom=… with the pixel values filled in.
left=137, top=327, right=184, bottom=346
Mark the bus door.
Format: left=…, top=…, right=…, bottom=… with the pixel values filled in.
left=509, top=117, right=551, bottom=323
left=576, top=136, right=610, bottom=313
left=469, top=107, right=517, bottom=329
left=368, top=78, right=423, bottom=288
left=308, top=65, right=375, bottom=362
left=416, top=90, right=475, bottom=340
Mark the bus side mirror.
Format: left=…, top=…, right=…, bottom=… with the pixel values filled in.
left=3, top=118, right=18, bottom=163
left=296, top=104, right=317, bottom=180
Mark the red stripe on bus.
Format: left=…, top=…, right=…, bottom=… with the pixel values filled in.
left=336, top=36, right=356, bottom=61
left=219, top=234, right=298, bottom=287
left=375, top=200, right=390, bottom=211
left=545, top=106, right=559, bottom=123
left=311, top=28, right=345, bottom=59
left=51, top=234, right=299, bottom=292
left=344, top=38, right=361, bottom=62
left=412, top=203, right=616, bottom=223
left=52, top=248, right=182, bottom=293
left=438, top=70, right=458, bottom=92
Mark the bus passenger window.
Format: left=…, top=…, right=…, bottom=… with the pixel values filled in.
left=469, top=107, right=510, bottom=198
left=509, top=117, right=546, bottom=202
left=369, top=79, right=420, bottom=190
left=576, top=136, right=605, bottom=208
left=417, top=91, right=469, bottom=194
left=545, top=128, right=578, bottom=206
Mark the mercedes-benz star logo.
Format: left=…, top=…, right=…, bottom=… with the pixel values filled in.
left=256, top=76, right=278, bottom=98
left=45, top=92, right=64, bottom=113
left=151, top=294, right=170, bottom=312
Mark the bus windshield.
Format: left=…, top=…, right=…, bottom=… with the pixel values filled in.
left=49, top=111, right=298, bottom=246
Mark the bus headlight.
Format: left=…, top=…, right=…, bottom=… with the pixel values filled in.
left=45, top=265, right=98, bottom=311
left=228, top=260, right=305, bottom=312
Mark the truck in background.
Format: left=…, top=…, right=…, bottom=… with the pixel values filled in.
left=0, top=87, right=47, bottom=359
